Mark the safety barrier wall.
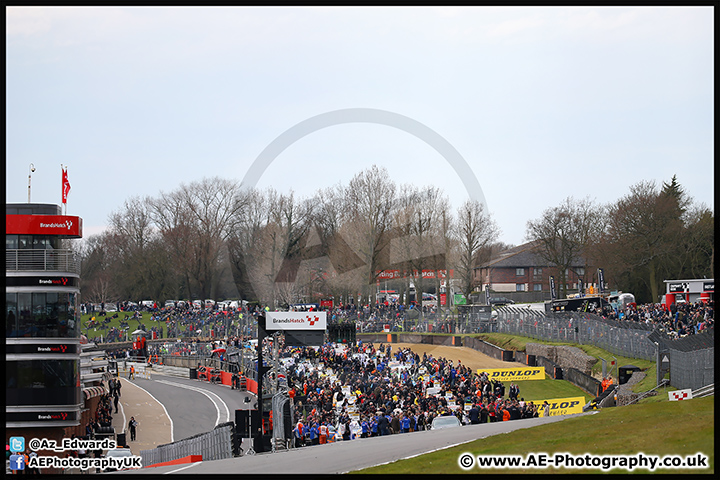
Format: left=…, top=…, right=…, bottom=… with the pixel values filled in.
left=140, top=421, right=233, bottom=468
left=563, top=366, right=602, bottom=397
left=150, top=365, right=190, bottom=378
left=460, top=336, right=507, bottom=361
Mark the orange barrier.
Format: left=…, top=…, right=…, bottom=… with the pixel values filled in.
left=245, top=377, right=258, bottom=394
left=145, top=455, right=202, bottom=468
left=220, top=370, right=233, bottom=386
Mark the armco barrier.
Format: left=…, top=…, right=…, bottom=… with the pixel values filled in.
left=461, top=336, right=507, bottom=361
left=151, top=365, right=190, bottom=378
left=563, top=366, right=602, bottom=396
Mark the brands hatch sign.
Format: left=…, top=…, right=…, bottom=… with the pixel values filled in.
left=266, top=312, right=327, bottom=331
left=6, top=215, right=83, bottom=238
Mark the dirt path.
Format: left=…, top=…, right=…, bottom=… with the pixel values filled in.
left=388, top=342, right=525, bottom=372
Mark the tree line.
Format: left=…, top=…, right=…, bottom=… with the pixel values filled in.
left=76, top=169, right=713, bottom=307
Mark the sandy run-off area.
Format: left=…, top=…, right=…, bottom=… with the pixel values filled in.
left=384, top=342, right=525, bottom=373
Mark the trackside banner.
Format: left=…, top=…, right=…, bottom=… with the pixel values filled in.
left=537, top=397, right=585, bottom=417
left=477, top=367, right=545, bottom=381
left=266, top=311, right=327, bottom=331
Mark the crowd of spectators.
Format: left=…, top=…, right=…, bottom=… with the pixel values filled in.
left=603, top=300, right=713, bottom=338
left=273, top=340, right=540, bottom=445
left=83, top=294, right=713, bottom=346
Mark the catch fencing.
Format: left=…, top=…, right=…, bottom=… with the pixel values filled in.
left=495, top=307, right=657, bottom=361
left=498, top=306, right=714, bottom=391
left=648, top=328, right=714, bottom=391
left=140, top=421, right=233, bottom=468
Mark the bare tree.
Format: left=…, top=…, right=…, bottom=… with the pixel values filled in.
left=679, top=203, right=715, bottom=279
left=455, top=199, right=499, bottom=304
left=78, top=231, right=118, bottom=304
left=526, top=196, right=605, bottom=299
left=343, top=165, right=397, bottom=305
left=599, top=179, right=707, bottom=302
left=392, top=185, right=449, bottom=306
left=150, top=177, right=245, bottom=301
left=306, top=185, right=365, bottom=306
left=227, top=188, right=267, bottom=304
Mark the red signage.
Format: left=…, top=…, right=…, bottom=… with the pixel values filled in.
left=375, top=269, right=454, bottom=280
left=377, top=270, right=401, bottom=279
left=6, top=215, right=83, bottom=238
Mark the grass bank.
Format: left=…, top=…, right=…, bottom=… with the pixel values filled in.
left=475, top=332, right=663, bottom=398
left=354, top=395, right=714, bottom=474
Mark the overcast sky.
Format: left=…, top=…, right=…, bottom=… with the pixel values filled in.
left=6, top=6, right=714, bottom=246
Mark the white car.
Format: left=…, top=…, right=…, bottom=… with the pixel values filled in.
left=430, top=415, right=462, bottom=430
left=103, top=447, right=133, bottom=471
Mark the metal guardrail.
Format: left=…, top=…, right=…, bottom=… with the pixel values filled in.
left=623, top=379, right=669, bottom=406
left=692, top=383, right=714, bottom=398
left=5, top=248, right=81, bottom=274
left=151, top=365, right=190, bottom=378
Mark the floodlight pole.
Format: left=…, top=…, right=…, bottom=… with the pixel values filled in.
left=254, top=316, right=269, bottom=453
left=28, top=163, right=35, bottom=203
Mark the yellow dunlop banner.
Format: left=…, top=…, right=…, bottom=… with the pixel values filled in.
left=536, top=397, right=585, bottom=417
left=477, top=367, right=545, bottom=381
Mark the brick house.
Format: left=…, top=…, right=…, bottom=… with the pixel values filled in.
left=473, top=241, right=594, bottom=303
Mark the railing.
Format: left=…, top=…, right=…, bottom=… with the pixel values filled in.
left=692, top=383, right=714, bottom=398
left=622, top=379, right=669, bottom=406
left=5, top=249, right=81, bottom=274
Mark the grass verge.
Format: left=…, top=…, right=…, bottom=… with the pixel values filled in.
left=354, top=395, right=714, bottom=474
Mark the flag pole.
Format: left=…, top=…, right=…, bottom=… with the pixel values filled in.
left=61, top=164, right=65, bottom=214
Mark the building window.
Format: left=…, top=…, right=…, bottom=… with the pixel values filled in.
left=576, top=267, right=585, bottom=276
left=533, top=268, right=542, bottom=276
left=6, top=359, right=79, bottom=406
left=6, top=234, right=18, bottom=250
left=5, top=292, right=77, bottom=338
left=533, top=284, right=543, bottom=291
left=516, top=268, right=525, bottom=276
left=516, top=284, right=526, bottom=292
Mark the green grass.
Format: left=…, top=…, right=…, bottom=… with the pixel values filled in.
left=506, top=377, right=591, bottom=405
left=352, top=331, right=713, bottom=474
left=475, top=333, right=661, bottom=399
left=354, top=396, right=714, bottom=474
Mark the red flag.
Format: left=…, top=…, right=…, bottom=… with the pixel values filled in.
left=62, top=167, right=71, bottom=204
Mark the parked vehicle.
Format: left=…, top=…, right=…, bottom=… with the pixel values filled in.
left=489, top=297, right=515, bottom=306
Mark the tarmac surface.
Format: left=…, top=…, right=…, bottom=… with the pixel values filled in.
left=94, top=343, right=582, bottom=474
left=112, top=375, right=174, bottom=455
left=107, top=341, right=526, bottom=461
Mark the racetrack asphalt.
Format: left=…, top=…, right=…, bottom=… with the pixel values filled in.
left=111, top=372, right=256, bottom=459
left=108, top=345, right=593, bottom=474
